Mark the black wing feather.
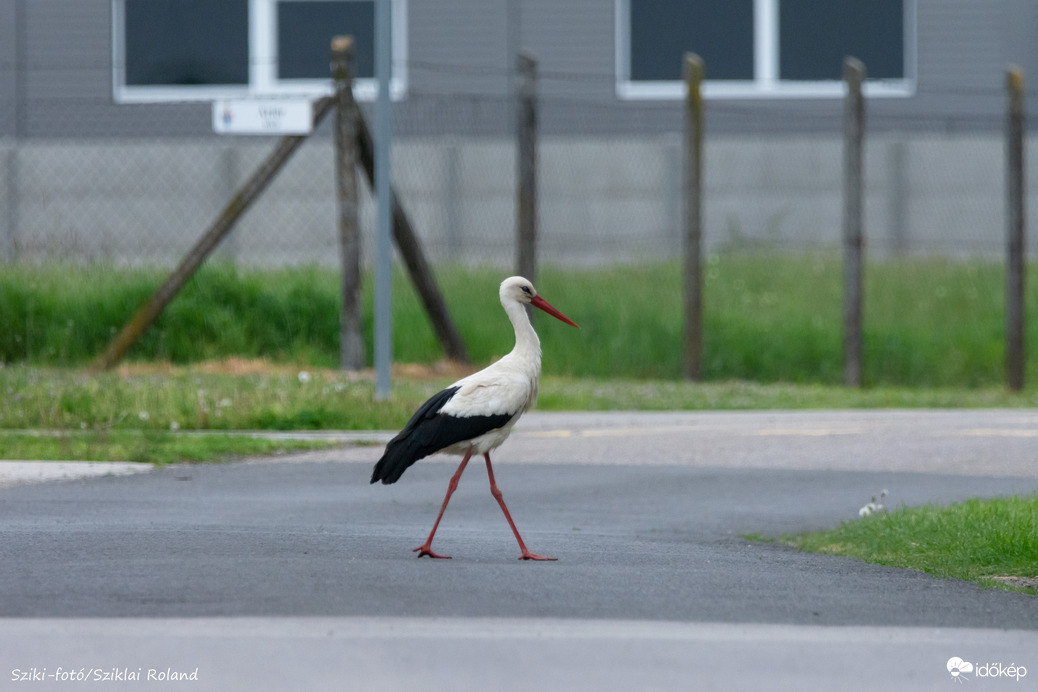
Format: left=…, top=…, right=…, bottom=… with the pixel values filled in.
left=370, top=386, right=513, bottom=485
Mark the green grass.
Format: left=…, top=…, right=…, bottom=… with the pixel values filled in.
left=3, top=364, right=1038, bottom=462
left=787, top=495, right=1038, bottom=595
left=0, top=365, right=440, bottom=432
left=4, top=366, right=1038, bottom=436
left=0, top=429, right=337, bottom=465
left=2, top=256, right=1035, bottom=387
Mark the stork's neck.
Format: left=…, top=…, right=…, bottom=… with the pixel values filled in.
left=504, top=300, right=541, bottom=363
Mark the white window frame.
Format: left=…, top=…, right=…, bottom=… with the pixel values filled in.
left=615, top=0, right=916, bottom=100
left=112, top=0, right=408, bottom=103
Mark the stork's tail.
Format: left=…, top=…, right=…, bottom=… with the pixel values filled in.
left=370, top=435, right=423, bottom=485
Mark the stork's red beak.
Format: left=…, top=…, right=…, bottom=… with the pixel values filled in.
left=530, top=295, right=579, bottom=328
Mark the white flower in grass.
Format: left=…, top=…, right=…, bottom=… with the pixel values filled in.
left=138, top=410, right=150, bottom=421
left=298, top=371, right=311, bottom=384
left=169, top=421, right=180, bottom=431
left=858, top=489, right=888, bottom=517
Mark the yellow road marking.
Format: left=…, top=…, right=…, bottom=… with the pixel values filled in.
left=522, top=426, right=866, bottom=439
left=753, top=429, right=865, bottom=437
left=956, top=428, right=1038, bottom=438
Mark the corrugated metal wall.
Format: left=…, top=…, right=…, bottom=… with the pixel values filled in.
left=0, top=1, right=19, bottom=137
left=5, top=0, right=1038, bottom=139
left=3, top=0, right=1037, bottom=266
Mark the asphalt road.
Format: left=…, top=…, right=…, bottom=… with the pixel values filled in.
left=2, top=410, right=1037, bottom=691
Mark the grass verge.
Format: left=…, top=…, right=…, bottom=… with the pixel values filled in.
left=785, top=495, right=1038, bottom=595
left=4, top=361, right=1038, bottom=462
left=3, top=257, right=1037, bottom=387
left=0, top=430, right=340, bottom=465
left=4, top=363, right=1038, bottom=434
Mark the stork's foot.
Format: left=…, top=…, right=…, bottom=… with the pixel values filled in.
left=519, top=551, right=557, bottom=561
left=413, top=544, right=451, bottom=559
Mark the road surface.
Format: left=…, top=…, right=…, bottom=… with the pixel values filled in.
left=1, top=410, right=1037, bottom=690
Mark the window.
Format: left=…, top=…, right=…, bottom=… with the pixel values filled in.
left=124, top=1, right=249, bottom=87
left=630, top=1, right=754, bottom=81
left=616, top=0, right=914, bottom=99
left=778, top=0, right=904, bottom=81
left=277, top=2, right=376, bottom=79
left=113, top=0, right=407, bottom=103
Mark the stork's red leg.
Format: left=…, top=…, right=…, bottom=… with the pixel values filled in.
left=414, top=450, right=473, bottom=559
left=484, top=453, right=556, bottom=561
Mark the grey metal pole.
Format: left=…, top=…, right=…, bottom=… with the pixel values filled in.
left=374, top=0, right=394, bottom=400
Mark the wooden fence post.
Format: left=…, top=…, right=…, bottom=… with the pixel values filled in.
left=516, top=51, right=538, bottom=285
left=1006, top=65, right=1026, bottom=391
left=332, top=35, right=365, bottom=372
left=92, top=97, right=334, bottom=371
left=683, top=53, right=704, bottom=382
left=842, top=57, right=865, bottom=388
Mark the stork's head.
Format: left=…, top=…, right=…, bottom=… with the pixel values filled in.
left=500, top=276, right=579, bottom=328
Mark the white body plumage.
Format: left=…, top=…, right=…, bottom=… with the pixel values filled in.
left=370, top=276, right=577, bottom=485
left=437, top=281, right=543, bottom=455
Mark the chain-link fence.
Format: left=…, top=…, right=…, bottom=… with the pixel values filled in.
left=2, top=77, right=1035, bottom=271
left=4, top=57, right=1038, bottom=384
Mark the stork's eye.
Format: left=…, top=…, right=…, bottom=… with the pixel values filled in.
left=521, top=286, right=532, bottom=295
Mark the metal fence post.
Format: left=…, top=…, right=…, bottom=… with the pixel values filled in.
left=373, top=0, right=394, bottom=400
left=2, top=148, right=16, bottom=261
left=516, top=51, right=538, bottom=285
left=683, top=53, right=704, bottom=382
left=332, top=35, right=365, bottom=372
left=842, top=57, right=865, bottom=388
left=1006, top=65, right=1026, bottom=391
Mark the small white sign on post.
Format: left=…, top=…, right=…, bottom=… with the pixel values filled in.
left=213, top=99, right=314, bottom=135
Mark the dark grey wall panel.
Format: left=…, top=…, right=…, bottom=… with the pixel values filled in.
left=0, top=1, right=19, bottom=137
left=8, top=0, right=1037, bottom=138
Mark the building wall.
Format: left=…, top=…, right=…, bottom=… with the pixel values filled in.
left=2, top=1, right=1036, bottom=266
left=5, top=0, right=1038, bottom=139
left=0, top=3, right=15, bottom=137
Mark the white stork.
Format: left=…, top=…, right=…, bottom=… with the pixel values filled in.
left=370, top=276, right=579, bottom=560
